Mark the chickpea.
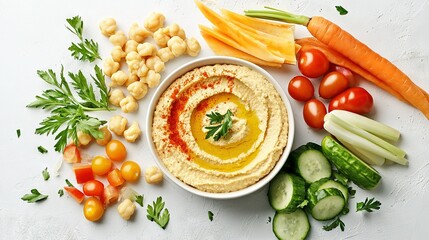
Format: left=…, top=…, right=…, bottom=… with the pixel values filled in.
left=110, top=70, right=128, bottom=87
left=125, top=74, right=139, bottom=87
left=103, top=57, right=120, bottom=77
left=144, top=166, right=163, bottom=184
left=167, top=23, right=186, bottom=39
left=186, top=37, right=201, bottom=57
left=124, top=40, right=139, bottom=54
left=77, top=131, right=93, bottom=146
left=109, top=31, right=127, bottom=47
left=153, top=28, right=170, bottom=48
left=157, top=47, right=174, bottom=62
left=109, top=115, right=128, bottom=136
left=127, top=81, right=148, bottom=100
left=125, top=51, right=142, bottom=63
left=144, top=12, right=165, bottom=32
left=96, top=126, right=112, bottom=146
left=117, top=199, right=136, bottom=220
left=146, top=56, right=165, bottom=73
left=129, top=23, right=151, bottom=43
left=109, top=88, right=125, bottom=107
left=123, top=122, right=142, bottom=143
left=167, top=36, right=187, bottom=57
left=120, top=96, right=138, bottom=113
left=137, top=61, right=149, bottom=78
left=99, top=18, right=117, bottom=37
left=137, top=42, right=157, bottom=57
left=126, top=51, right=142, bottom=74
left=142, top=70, right=161, bottom=88
left=111, top=46, right=126, bottom=62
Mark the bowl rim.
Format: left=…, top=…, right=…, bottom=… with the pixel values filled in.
left=145, top=56, right=295, bottom=199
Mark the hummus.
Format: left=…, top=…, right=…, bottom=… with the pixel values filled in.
left=152, top=64, right=289, bottom=193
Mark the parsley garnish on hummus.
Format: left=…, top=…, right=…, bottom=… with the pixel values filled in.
left=205, top=109, right=234, bottom=141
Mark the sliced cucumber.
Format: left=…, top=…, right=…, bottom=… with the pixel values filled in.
left=321, top=135, right=382, bottom=190
left=268, top=172, right=306, bottom=213
left=319, top=180, right=349, bottom=202
left=290, top=143, right=332, bottom=183
left=273, top=209, right=310, bottom=240
left=308, top=188, right=345, bottom=221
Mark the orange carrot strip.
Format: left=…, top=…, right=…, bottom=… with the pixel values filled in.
left=307, top=16, right=429, bottom=119
left=296, top=37, right=408, bottom=103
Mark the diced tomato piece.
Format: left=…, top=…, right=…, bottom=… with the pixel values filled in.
left=63, top=144, right=81, bottom=163
left=107, top=168, right=125, bottom=187
left=64, top=186, right=85, bottom=204
left=73, top=163, right=94, bottom=184
left=102, top=185, right=119, bottom=207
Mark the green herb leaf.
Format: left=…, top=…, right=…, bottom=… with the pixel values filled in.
left=42, top=168, right=50, bottom=181
left=146, top=196, right=170, bottom=229
left=58, top=189, right=64, bottom=197
left=66, top=16, right=101, bottom=62
left=38, top=146, right=48, bottom=154
left=356, top=197, right=381, bottom=212
left=348, top=186, right=356, bottom=198
left=323, top=217, right=345, bottom=231
left=267, top=216, right=271, bottom=224
left=136, top=195, right=144, bottom=207
left=335, top=6, right=348, bottom=15
left=65, top=179, right=74, bottom=187
left=205, top=109, right=233, bottom=141
left=27, top=67, right=110, bottom=152
left=21, top=189, right=48, bottom=203
left=16, top=129, right=21, bottom=138
left=208, top=211, right=214, bottom=221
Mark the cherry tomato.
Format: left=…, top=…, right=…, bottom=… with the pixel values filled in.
left=319, top=71, right=349, bottom=99
left=298, top=48, right=330, bottom=78
left=73, top=164, right=94, bottom=184
left=83, top=197, right=104, bottom=222
left=303, top=99, right=327, bottom=129
left=83, top=180, right=104, bottom=198
left=288, top=76, right=314, bottom=102
left=120, top=161, right=141, bottom=182
left=63, top=144, right=81, bottom=163
left=102, top=185, right=119, bottom=207
left=91, top=155, right=112, bottom=176
left=106, top=140, right=127, bottom=162
left=329, top=65, right=358, bottom=87
left=107, top=168, right=125, bottom=187
left=64, top=186, right=85, bottom=204
left=329, top=87, right=374, bottom=114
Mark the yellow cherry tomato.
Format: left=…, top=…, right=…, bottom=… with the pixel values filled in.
left=91, top=156, right=112, bottom=176
left=106, top=140, right=127, bottom=162
left=83, top=197, right=104, bottom=222
left=120, top=161, right=141, bottom=182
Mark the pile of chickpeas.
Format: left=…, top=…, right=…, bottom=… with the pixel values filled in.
left=99, top=12, right=201, bottom=115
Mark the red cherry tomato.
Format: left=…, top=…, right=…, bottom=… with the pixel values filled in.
left=329, top=65, right=358, bottom=87
left=298, top=48, right=330, bottom=78
left=319, top=71, right=349, bottom=99
left=288, top=76, right=314, bottom=102
left=83, top=180, right=104, bottom=198
left=329, top=87, right=374, bottom=114
left=303, top=99, right=327, bottom=129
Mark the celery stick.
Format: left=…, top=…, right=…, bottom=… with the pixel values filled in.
left=326, top=113, right=406, bottom=158
left=330, top=110, right=400, bottom=142
left=324, top=120, right=408, bottom=165
left=338, top=138, right=385, bottom=166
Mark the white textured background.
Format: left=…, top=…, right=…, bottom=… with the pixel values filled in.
left=0, top=0, right=428, bottom=239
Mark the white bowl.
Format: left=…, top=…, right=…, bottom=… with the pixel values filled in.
left=146, top=56, right=295, bottom=199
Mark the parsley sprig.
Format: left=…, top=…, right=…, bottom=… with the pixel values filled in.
left=66, top=16, right=101, bottom=62
left=323, top=217, right=345, bottom=231
left=147, top=197, right=170, bottom=229
left=27, top=65, right=111, bottom=152
left=356, top=197, right=381, bottom=212
left=205, top=109, right=234, bottom=141
left=21, top=189, right=48, bottom=203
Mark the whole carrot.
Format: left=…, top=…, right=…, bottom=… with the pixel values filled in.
left=245, top=8, right=429, bottom=120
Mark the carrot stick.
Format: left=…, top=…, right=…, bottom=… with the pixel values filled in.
left=245, top=8, right=429, bottom=119
left=296, top=37, right=408, bottom=103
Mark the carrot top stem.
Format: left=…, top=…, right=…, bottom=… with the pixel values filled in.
left=244, top=7, right=310, bottom=26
